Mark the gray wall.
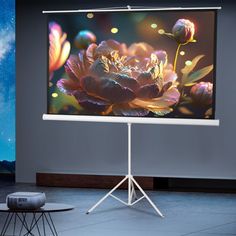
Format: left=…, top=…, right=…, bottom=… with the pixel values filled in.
left=16, top=0, right=236, bottom=183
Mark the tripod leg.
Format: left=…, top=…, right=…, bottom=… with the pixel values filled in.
left=128, top=176, right=132, bottom=205
left=131, top=181, right=138, bottom=201
left=132, top=177, right=164, bottom=218
left=87, top=175, right=128, bottom=214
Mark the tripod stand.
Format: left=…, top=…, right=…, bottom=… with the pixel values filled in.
left=86, top=123, right=164, bottom=217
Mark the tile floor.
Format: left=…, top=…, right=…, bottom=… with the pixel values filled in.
left=0, top=182, right=236, bottom=235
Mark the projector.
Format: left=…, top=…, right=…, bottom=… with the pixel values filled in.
left=6, top=192, right=46, bottom=210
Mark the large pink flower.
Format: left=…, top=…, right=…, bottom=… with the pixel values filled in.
left=57, top=40, right=180, bottom=116
left=49, top=22, right=71, bottom=78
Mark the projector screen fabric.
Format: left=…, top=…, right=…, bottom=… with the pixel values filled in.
left=46, top=8, right=218, bottom=122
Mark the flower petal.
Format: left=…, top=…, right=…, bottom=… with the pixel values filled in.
left=89, top=57, right=110, bottom=77
left=137, top=84, right=160, bottom=99
left=53, top=41, right=70, bottom=70
left=66, top=55, right=83, bottom=80
left=80, top=76, right=136, bottom=103
left=131, top=87, right=180, bottom=110
left=94, top=40, right=114, bottom=58
left=151, top=87, right=180, bottom=107
left=112, top=103, right=149, bottom=116
left=106, top=39, right=127, bottom=55
left=64, top=65, right=78, bottom=82
left=136, top=72, right=154, bottom=86
left=162, top=70, right=177, bottom=92
left=49, top=22, right=62, bottom=36
left=154, top=50, right=168, bottom=66
left=49, top=32, right=61, bottom=72
left=57, top=79, right=81, bottom=95
left=111, top=73, right=140, bottom=92
left=128, top=42, right=154, bottom=58
left=163, top=70, right=177, bottom=84
left=86, top=43, right=97, bottom=64
left=73, top=91, right=111, bottom=112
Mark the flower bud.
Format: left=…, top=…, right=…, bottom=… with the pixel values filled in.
left=74, top=30, right=96, bottom=49
left=190, top=82, right=213, bottom=106
left=172, top=19, right=195, bottom=44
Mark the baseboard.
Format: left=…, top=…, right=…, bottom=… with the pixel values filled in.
left=36, top=173, right=236, bottom=193
left=0, top=173, right=15, bottom=182
left=36, top=173, right=154, bottom=190
left=154, top=177, right=236, bottom=193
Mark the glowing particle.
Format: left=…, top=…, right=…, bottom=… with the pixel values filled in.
left=158, top=29, right=165, bottom=34
left=185, top=60, right=192, bottom=66
left=87, top=13, right=94, bottom=19
left=111, top=27, right=119, bottom=34
left=52, top=92, right=58, bottom=98
left=151, top=23, right=157, bottom=29
left=180, top=51, right=185, bottom=56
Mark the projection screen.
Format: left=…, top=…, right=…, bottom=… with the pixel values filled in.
left=44, top=7, right=220, bottom=125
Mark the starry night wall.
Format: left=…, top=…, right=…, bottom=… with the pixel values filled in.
left=0, top=0, right=15, bottom=171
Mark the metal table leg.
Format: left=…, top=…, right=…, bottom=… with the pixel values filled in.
left=1, top=212, right=59, bottom=236
left=0, top=212, right=13, bottom=236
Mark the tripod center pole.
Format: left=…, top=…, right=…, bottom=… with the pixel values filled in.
left=128, top=123, right=132, bottom=176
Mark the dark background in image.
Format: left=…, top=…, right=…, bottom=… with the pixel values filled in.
left=16, top=0, right=236, bottom=182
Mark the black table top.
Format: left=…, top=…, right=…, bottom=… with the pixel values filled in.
left=0, top=203, right=74, bottom=213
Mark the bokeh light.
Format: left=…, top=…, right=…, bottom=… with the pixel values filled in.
left=158, top=29, right=165, bottom=34
left=137, top=16, right=164, bottom=40
left=52, top=92, right=58, bottom=98
left=185, top=60, right=192, bottom=66
left=180, top=51, right=185, bottom=56
left=111, top=27, right=119, bottom=34
left=151, top=23, right=157, bottom=29
left=87, top=13, right=94, bottom=19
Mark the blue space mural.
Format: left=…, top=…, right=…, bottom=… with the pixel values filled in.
left=0, top=0, right=15, bottom=173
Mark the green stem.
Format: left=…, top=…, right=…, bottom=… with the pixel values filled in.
left=173, top=44, right=181, bottom=72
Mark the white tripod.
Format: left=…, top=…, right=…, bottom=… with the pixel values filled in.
left=86, top=123, right=164, bottom=217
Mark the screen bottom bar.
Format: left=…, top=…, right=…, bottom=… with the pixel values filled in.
left=42, top=114, right=219, bottom=126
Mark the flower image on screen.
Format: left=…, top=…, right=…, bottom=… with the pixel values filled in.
left=47, top=10, right=216, bottom=119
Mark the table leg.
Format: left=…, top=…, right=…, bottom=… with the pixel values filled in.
left=13, top=213, right=17, bottom=235
left=22, top=213, right=43, bottom=236
left=0, top=212, right=10, bottom=236
left=48, top=213, right=58, bottom=236
left=25, top=214, right=35, bottom=236
left=1, top=211, right=61, bottom=236
left=33, top=213, right=42, bottom=236
left=18, top=213, right=24, bottom=236
left=16, top=213, right=34, bottom=236
left=44, top=213, right=58, bottom=236
left=0, top=212, right=13, bottom=236
left=42, top=213, right=46, bottom=236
